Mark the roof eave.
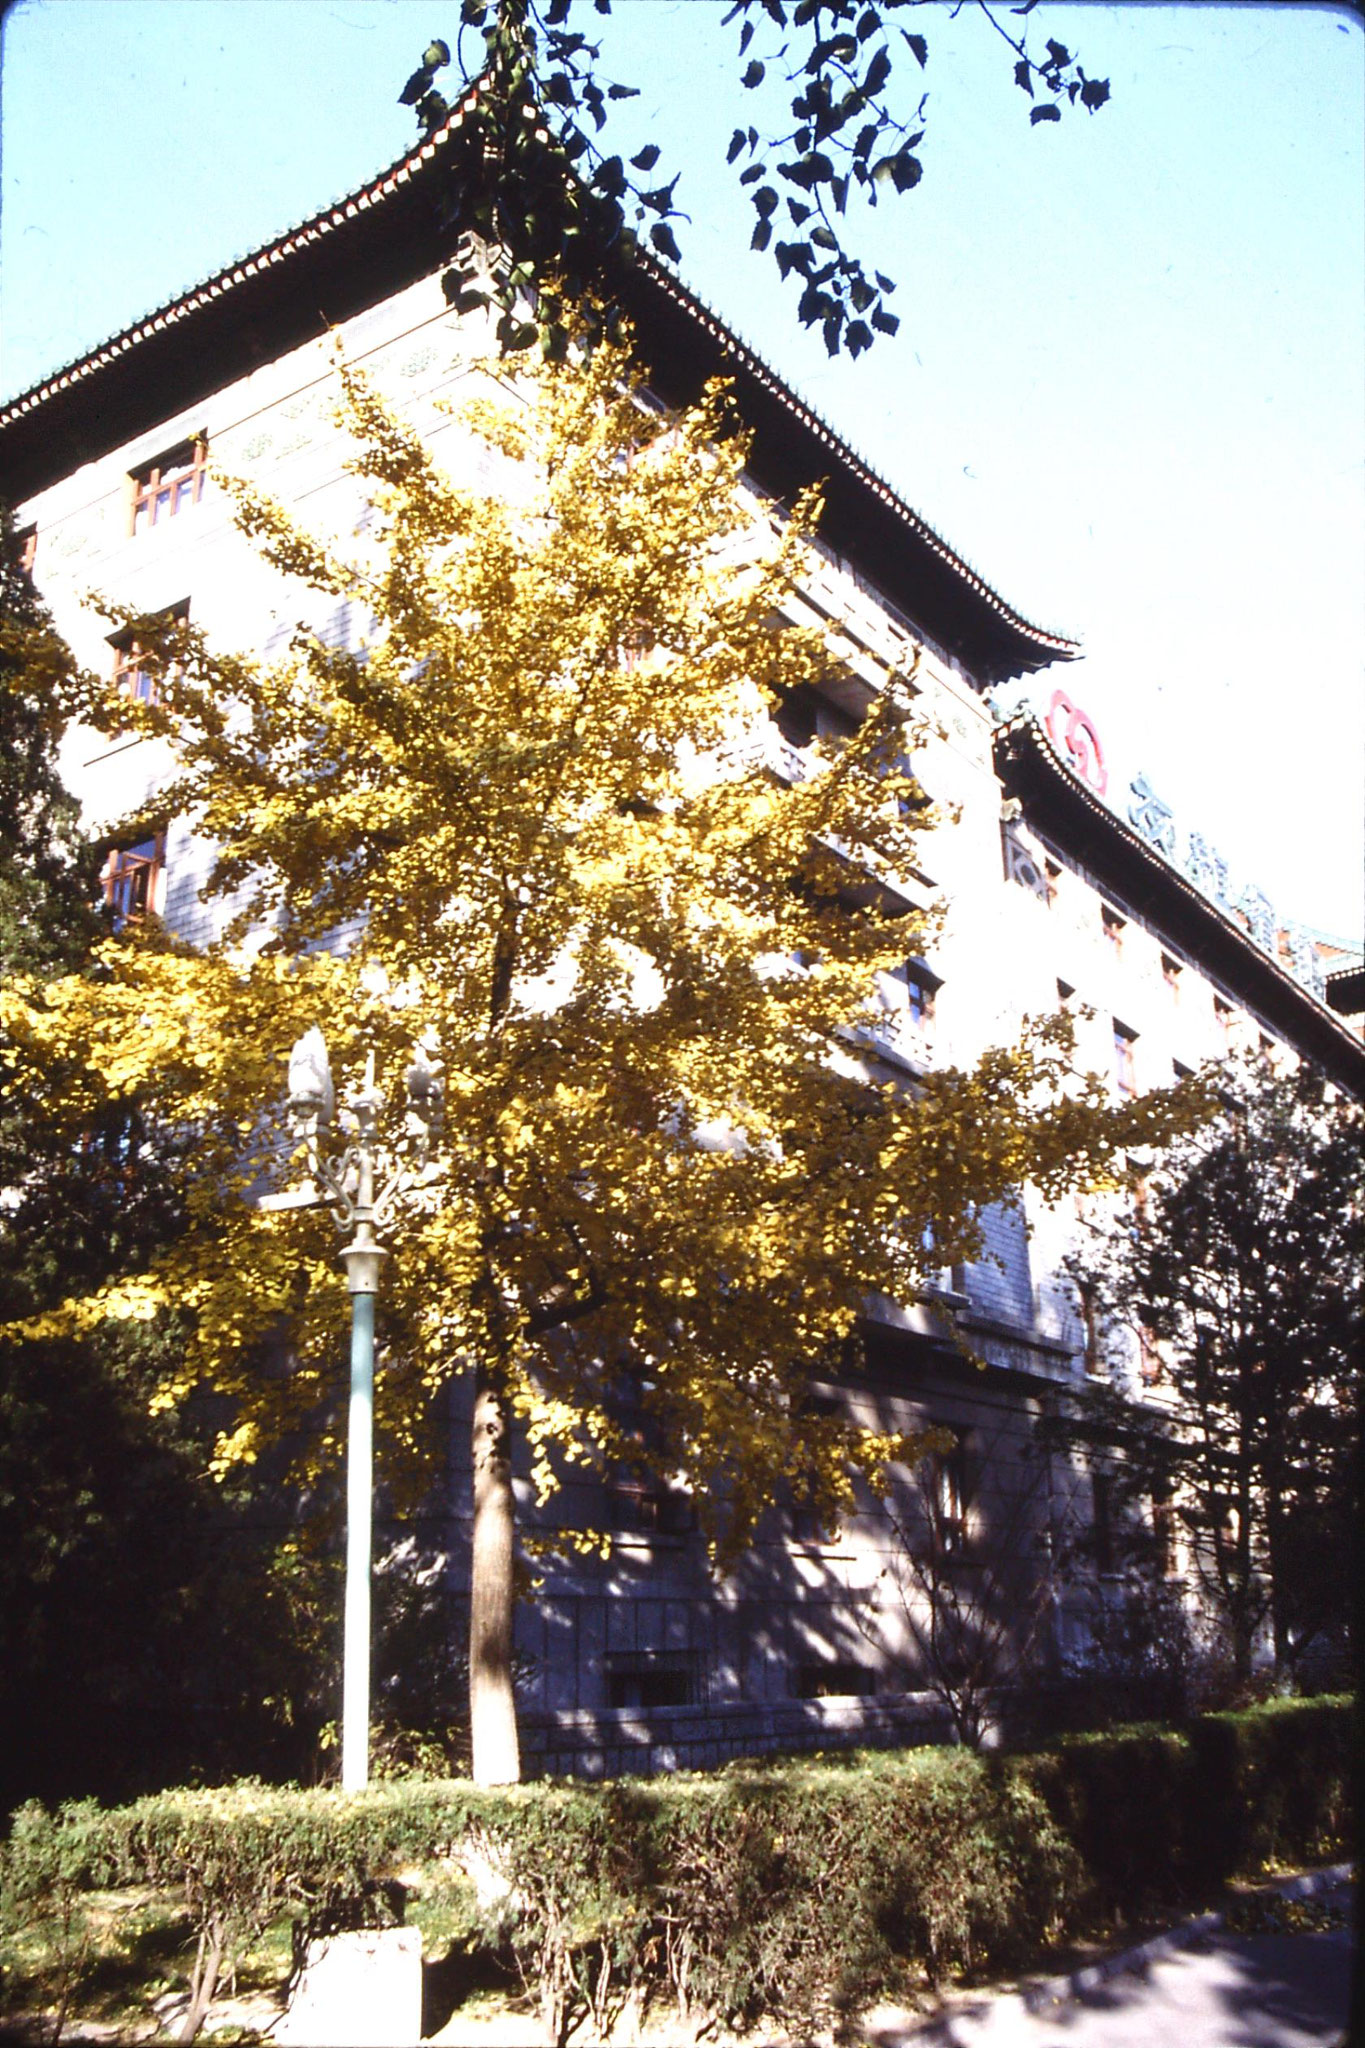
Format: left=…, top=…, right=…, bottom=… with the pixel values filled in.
left=993, top=716, right=1365, bottom=1100
left=2, top=92, right=1072, bottom=684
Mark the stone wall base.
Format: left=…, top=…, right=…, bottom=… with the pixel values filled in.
left=520, top=1691, right=957, bottom=1779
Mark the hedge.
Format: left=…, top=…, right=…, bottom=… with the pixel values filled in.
left=1021, top=1692, right=1355, bottom=1913
left=2, top=1696, right=1353, bottom=2045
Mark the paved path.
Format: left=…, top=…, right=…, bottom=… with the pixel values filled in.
left=861, top=1869, right=1354, bottom=2048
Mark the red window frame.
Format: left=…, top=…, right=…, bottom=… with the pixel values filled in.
left=102, top=835, right=165, bottom=926
left=108, top=602, right=189, bottom=707
left=130, top=439, right=206, bottom=535
left=113, top=640, right=159, bottom=705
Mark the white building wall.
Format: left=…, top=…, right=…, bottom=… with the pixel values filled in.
left=16, top=253, right=1348, bottom=1767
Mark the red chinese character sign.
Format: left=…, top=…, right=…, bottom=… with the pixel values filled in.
left=1045, top=690, right=1108, bottom=797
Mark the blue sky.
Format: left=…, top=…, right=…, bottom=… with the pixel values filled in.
left=2, top=0, right=1362, bottom=943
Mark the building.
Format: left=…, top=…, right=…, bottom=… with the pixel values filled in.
left=5, top=92, right=1362, bottom=1775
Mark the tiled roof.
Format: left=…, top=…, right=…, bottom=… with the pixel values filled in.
left=0, top=87, right=486, bottom=434
left=994, top=714, right=1365, bottom=1098
left=0, top=82, right=1073, bottom=681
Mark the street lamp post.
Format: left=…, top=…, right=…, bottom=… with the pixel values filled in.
left=283, top=1028, right=441, bottom=1791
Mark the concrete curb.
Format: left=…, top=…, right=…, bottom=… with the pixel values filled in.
left=1019, top=1857, right=1354, bottom=2013
left=865, top=1860, right=1355, bottom=2043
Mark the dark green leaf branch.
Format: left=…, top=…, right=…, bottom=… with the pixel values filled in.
left=400, top=0, right=1109, bottom=359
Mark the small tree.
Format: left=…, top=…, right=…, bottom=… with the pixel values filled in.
left=1064, top=1057, right=1362, bottom=1690
left=0, top=516, right=354, bottom=1811
left=859, top=1424, right=1076, bottom=1747
left=2, top=338, right=1191, bottom=1782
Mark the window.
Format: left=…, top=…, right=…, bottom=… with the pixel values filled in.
left=1113, top=1020, right=1138, bottom=1096
left=876, top=961, right=937, bottom=1039
left=904, top=970, right=934, bottom=1025
left=16, top=524, right=37, bottom=574
left=102, top=835, right=165, bottom=926
left=1161, top=952, right=1182, bottom=1000
left=1151, top=1491, right=1175, bottom=1577
left=606, top=1473, right=692, bottom=1538
left=606, top=1659, right=695, bottom=1710
left=1091, top=1470, right=1115, bottom=1574
left=108, top=602, right=189, bottom=707
left=1101, top=905, right=1126, bottom=954
left=620, top=619, right=652, bottom=671
left=129, top=437, right=206, bottom=534
left=790, top=1391, right=841, bottom=1542
left=1173, top=1058, right=1193, bottom=1083
left=793, top=1661, right=875, bottom=1700
left=113, top=639, right=159, bottom=705
left=773, top=683, right=820, bottom=749
left=1129, top=1160, right=1151, bottom=1228
left=1137, top=1322, right=1161, bottom=1384
left=773, top=681, right=859, bottom=752
left=1075, top=1275, right=1104, bottom=1376
left=1213, top=995, right=1233, bottom=1043
left=924, top=1437, right=971, bottom=1557
left=1056, top=977, right=1076, bottom=1010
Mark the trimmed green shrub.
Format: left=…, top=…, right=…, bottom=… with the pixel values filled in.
left=2, top=1696, right=1353, bottom=2046
left=1187, top=1695, right=1356, bottom=1879
left=1022, top=1693, right=1354, bottom=1916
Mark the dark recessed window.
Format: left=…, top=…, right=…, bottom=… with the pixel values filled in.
left=925, top=1437, right=971, bottom=1556
left=790, top=1392, right=841, bottom=1541
left=794, top=1662, right=875, bottom=1700
left=1092, top=1469, right=1115, bottom=1575
left=606, top=1473, right=693, bottom=1537
left=606, top=1662, right=694, bottom=1709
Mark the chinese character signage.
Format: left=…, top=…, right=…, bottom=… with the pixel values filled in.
left=1038, top=695, right=1328, bottom=1003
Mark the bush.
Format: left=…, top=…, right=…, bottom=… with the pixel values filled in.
left=2, top=1697, right=1353, bottom=2045
left=1022, top=1693, right=1354, bottom=1916
left=1187, top=1695, right=1356, bottom=1879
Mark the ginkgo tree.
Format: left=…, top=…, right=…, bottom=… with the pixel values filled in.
left=1, top=333, right=1192, bottom=1784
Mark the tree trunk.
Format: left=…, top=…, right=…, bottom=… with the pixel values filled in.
left=178, top=1918, right=224, bottom=2044
left=470, top=1370, right=521, bottom=1785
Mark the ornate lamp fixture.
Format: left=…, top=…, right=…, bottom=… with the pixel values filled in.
left=280, top=1028, right=443, bottom=1790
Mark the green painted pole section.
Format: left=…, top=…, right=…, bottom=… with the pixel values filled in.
left=341, top=1287, right=375, bottom=1792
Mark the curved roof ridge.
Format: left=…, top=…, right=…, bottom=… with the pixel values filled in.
left=2, top=81, right=1072, bottom=675
left=0, top=85, right=484, bottom=431
left=629, top=254, right=1077, bottom=658
left=996, top=711, right=1358, bottom=1047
